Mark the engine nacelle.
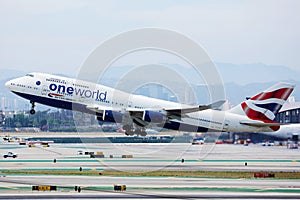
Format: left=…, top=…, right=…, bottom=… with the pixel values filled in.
left=142, top=110, right=166, bottom=123
left=97, top=110, right=123, bottom=123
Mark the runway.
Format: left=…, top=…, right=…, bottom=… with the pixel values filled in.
left=2, top=175, right=300, bottom=189
left=1, top=192, right=300, bottom=199
left=1, top=176, right=300, bottom=199
left=1, top=140, right=300, bottom=199
left=1, top=142, right=299, bottom=172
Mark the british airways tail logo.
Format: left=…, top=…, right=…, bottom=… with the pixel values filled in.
left=241, top=87, right=293, bottom=131
left=48, top=83, right=107, bottom=101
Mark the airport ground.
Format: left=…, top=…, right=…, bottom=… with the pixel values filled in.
left=0, top=132, right=300, bottom=199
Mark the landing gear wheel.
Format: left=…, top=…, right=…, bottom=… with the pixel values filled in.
left=140, top=131, right=147, bottom=137
left=135, top=128, right=142, bottom=136
left=30, top=109, right=35, bottom=115
left=123, top=124, right=134, bottom=136
left=135, top=128, right=147, bottom=136
left=125, top=131, right=134, bottom=136
left=30, top=101, right=35, bottom=115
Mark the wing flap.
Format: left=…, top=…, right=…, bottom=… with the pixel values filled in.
left=86, top=104, right=106, bottom=113
left=87, top=100, right=225, bottom=124
left=86, top=104, right=122, bottom=113
left=165, top=100, right=225, bottom=116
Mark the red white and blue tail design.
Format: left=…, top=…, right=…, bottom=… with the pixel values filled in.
left=229, top=82, right=295, bottom=131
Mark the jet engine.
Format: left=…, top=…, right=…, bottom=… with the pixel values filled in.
left=142, top=110, right=166, bottom=123
left=97, top=110, right=123, bottom=123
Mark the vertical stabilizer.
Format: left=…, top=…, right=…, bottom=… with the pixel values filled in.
left=229, top=82, right=295, bottom=128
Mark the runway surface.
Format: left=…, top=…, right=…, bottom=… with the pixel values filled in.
left=1, top=176, right=300, bottom=199
left=1, top=139, right=300, bottom=199
left=1, top=142, right=299, bottom=172
left=1, top=192, right=300, bottom=199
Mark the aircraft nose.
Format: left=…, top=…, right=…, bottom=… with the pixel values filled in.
left=5, top=80, right=12, bottom=89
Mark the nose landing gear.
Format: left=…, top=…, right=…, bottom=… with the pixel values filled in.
left=30, top=101, right=35, bottom=115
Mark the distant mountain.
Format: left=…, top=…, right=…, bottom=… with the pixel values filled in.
left=216, top=62, right=300, bottom=85
left=215, top=63, right=300, bottom=105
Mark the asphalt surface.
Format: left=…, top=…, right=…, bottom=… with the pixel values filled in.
left=1, top=138, right=300, bottom=199
left=1, top=142, right=299, bottom=172
left=1, top=176, right=300, bottom=199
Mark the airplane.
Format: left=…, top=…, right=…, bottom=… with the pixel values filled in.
left=259, top=123, right=300, bottom=140
left=5, top=72, right=295, bottom=136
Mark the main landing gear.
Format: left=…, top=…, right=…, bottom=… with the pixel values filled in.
left=123, top=124, right=134, bottom=136
left=30, top=101, right=35, bottom=115
left=123, top=124, right=147, bottom=136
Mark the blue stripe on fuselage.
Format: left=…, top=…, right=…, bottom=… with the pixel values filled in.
left=160, top=121, right=209, bottom=132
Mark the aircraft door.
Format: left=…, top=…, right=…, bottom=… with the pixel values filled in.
left=223, top=120, right=230, bottom=132
left=41, top=85, right=48, bottom=96
left=128, top=101, right=133, bottom=108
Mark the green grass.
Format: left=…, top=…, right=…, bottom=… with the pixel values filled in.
left=101, top=171, right=300, bottom=179
left=0, top=169, right=100, bottom=176
left=1, top=169, right=300, bottom=179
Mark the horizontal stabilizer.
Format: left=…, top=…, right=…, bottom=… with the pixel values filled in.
left=240, top=120, right=281, bottom=127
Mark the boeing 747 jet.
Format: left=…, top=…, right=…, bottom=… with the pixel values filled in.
left=5, top=73, right=295, bottom=136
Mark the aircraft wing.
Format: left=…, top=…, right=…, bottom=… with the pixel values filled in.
left=165, top=100, right=225, bottom=117
left=87, top=100, right=225, bottom=126
left=86, top=104, right=125, bottom=123
left=87, top=100, right=225, bottom=116
left=127, top=100, right=226, bottom=126
left=86, top=104, right=111, bottom=113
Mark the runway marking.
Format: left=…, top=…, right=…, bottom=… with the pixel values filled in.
left=0, top=184, right=298, bottom=193
left=1, top=168, right=103, bottom=171
left=200, top=159, right=300, bottom=162
left=0, top=186, right=17, bottom=190
left=0, top=159, right=99, bottom=163
left=121, top=186, right=300, bottom=193
left=2, top=185, right=300, bottom=194
left=1, top=159, right=299, bottom=163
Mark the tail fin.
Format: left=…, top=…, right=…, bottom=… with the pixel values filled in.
left=229, top=82, right=295, bottom=124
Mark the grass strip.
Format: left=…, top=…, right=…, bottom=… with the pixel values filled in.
left=0, top=169, right=100, bottom=176
left=1, top=169, right=300, bottom=179
left=101, top=170, right=300, bottom=179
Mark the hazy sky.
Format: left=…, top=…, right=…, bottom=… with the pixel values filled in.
left=0, top=0, right=299, bottom=75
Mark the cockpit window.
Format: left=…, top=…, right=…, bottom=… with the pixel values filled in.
left=26, top=73, right=34, bottom=77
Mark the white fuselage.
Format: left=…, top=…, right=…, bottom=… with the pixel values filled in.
left=5, top=72, right=276, bottom=133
